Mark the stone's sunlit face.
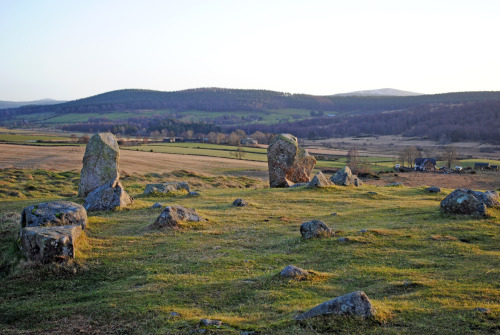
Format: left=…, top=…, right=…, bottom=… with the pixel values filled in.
left=1, top=0, right=499, bottom=101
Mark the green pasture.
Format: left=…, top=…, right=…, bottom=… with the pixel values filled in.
left=0, top=168, right=498, bottom=334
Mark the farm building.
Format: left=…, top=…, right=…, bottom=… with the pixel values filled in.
left=241, top=138, right=258, bottom=145
left=414, top=158, right=437, bottom=171
left=474, top=162, right=490, bottom=170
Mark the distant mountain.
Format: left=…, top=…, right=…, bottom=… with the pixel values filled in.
left=0, top=98, right=66, bottom=109
left=334, top=88, right=422, bottom=97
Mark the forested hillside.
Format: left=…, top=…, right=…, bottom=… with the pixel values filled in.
left=232, top=99, right=500, bottom=143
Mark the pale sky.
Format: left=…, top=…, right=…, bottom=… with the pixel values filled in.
left=1, top=0, right=499, bottom=101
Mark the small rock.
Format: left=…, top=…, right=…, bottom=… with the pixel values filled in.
left=200, top=319, right=222, bottom=326
left=290, top=182, right=309, bottom=188
left=147, top=205, right=205, bottom=230
left=473, top=307, right=491, bottom=314
left=188, top=191, right=201, bottom=197
left=280, top=265, right=309, bottom=279
left=367, top=191, right=378, bottom=195
left=232, top=198, right=248, bottom=207
left=151, top=203, right=163, bottom=209
left=300, top=220, right=334, bottom=239
left=337, top=237, right=350, bottom=242
left=330, top=212, right=338, bottom=216
left=308, top=171, right=333, bottom=188
left=359, top=229, right=369, bottom=233
left=295, top=291, right=376, bottom=320
left=426, top=186, right=441, bottom=193
left=170, top=311, right=180, bottom=317
left=144, top=181, right=190, bottom=195
left=386, top=182, right=404, bottom=187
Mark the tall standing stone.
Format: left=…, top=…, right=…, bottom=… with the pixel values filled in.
left=78, top=133, right=120, bottom=197
left=267, top=134, right=316, bottom=188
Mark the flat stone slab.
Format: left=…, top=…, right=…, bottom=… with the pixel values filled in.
left=20, top=201, right=87, bottom=230
left=20, top=225, right=83, bottom=263
left=144, top=182, right=190, bottom=195
left=295, top=291, right=376, bottom=320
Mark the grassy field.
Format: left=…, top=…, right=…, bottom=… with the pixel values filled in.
left=0, top=168, right=499, bottom=334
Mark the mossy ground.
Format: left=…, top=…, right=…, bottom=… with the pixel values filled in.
left=0, top=169, right=499, bottom=334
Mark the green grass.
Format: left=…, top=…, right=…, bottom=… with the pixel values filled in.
left=0, top=168, right=499, bottom=334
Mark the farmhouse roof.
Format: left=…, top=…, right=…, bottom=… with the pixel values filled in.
left=415, top=158, right=437, bottom=165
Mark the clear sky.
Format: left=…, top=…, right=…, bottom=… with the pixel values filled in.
left=1, top=0, right=499, bottom=101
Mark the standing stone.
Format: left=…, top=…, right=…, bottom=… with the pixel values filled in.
left=78, top=133, right=120, bottom=197
left=267, top=134, right=316, bottom=188
left=84, top=179, right=133, bottom=212
left=300, top=220, right=334, bottom=239
left=20, top=225, right=83, bottom=263
left=330, top=166, right=362, bottom=186
left=295, top=291, right=376, bottom=320
left=20, top=201, right=87, bottom=230
left=147, top=205, right=205, bottom=230
left=308, top=172, right=333, bottom=188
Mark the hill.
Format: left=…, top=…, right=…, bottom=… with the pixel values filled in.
left=334, top=88, right=422, bottom=97
left=0, top=98, right=66, bottom=109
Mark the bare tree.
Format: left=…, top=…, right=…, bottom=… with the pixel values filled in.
left=442, top=145, right=457, bottom=168
left=231, top=144, right=246, bottom=160
left=347, top=147, right=360, bottom=173
left=398, top=146, right=421, bottom=167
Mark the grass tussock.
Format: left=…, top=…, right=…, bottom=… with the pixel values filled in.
left=0, top=168, right=499, bottom=334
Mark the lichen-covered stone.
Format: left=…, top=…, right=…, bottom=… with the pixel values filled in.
left=308, top=172, right=333, bottom=188
left=144, top=182, right=190, bottom=195
left=20, top=201, right=87, bottom=230
left=280, top=265, right=309, bottom=279
left=78, top=133, right=120, bottom=197
left=232, top=198, right=248, bottom=207
left=147, top=205, right=205, bottom=230
left=20, top=225, right=83, bottom=263
left=440, top=189, right=495, bottom=216
left=426, top=186, right=441, bottom=193
left=300, top=220, right=334, bottom=239
left=267, top=134, right=315, bottom=188
left=295, top=291, right=376, bottom=320
left=84, top=179, right=133, bottom=212
left=330, top=166, right=362, bottom=186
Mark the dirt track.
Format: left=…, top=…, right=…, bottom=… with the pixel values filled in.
left=0, top=144, right=268, bottom=176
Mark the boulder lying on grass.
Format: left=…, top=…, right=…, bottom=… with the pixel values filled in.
left=84, top=179, right=133, bottom=212
left=78, top=132, right=120, bottom=197
left=20, top=225, right=83, bottom=263
left=300, top=220, right=334, bottom=239
left=330, top=166, right=362, bottom=186
left=280, top=265, right=310, bottom=279
left=144, top=182, right=190, bottom=195
left=147, top=205, right=205, bottom=230
left=426, top=186, right=441, bottom=193
left=232, top=198, right=248, bottom=207
left=440, top=189, right=498, bottom=216
left=295, top=291, right=375, bottom=320
left=308, top=172, right=333, bottom=188
left=20, top=201, right=87, bottom=230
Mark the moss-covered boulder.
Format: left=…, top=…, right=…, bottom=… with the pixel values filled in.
left=78, top=133, right=120, bottom=197
left=20, top=201, right=87, bottom=230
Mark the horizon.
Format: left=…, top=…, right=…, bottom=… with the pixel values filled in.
left=1, top=1, right=499, bottom=101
